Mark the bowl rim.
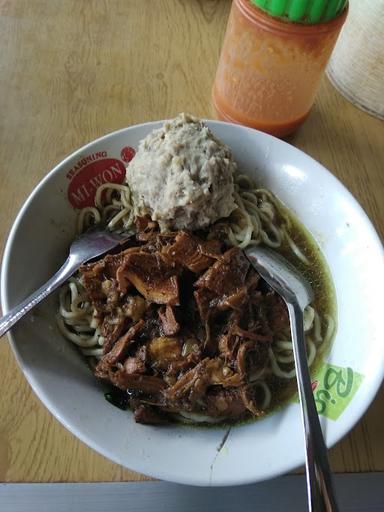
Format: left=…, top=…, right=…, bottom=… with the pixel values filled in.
left=1, top=119, right=384, bottom=486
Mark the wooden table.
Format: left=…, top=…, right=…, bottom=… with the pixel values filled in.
left=0, top=0, right=383, bottom=483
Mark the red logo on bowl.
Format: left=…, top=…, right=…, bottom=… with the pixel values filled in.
left=120, top=146, right=136, bottom=163
left=67, top=157, right=126, bottom=209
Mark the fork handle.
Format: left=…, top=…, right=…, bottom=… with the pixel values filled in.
left=0, top=254, right=80, bottom=338
left=287, top=302, right=339, bottom=512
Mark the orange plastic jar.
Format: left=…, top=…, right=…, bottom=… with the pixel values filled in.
left=212, top=0, right=348, bottom=137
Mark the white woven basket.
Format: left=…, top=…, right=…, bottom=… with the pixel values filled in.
left=327, top=0, right=384, bottom=120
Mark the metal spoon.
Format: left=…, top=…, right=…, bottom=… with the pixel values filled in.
left=0, top=228, right=133, bottom=338
left=245, top=245, right=339, bottom=512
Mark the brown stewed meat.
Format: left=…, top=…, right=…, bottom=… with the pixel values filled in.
left=78, top=225, right=289, bottom=425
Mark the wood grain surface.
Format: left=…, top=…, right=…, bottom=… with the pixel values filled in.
left=0, top=0, right=383, bottom=482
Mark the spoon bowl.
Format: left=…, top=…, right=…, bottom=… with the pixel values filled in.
left=245, top=245, right=314, bottom=310
left=0, top=228, right=133, bottom=338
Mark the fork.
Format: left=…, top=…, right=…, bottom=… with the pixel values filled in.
left=0, top=228, right=133, bottom=338
left=245, top=245, right=339, bottom=512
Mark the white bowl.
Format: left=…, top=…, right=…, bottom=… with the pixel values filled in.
left=1, top=121, right=383, bottom=486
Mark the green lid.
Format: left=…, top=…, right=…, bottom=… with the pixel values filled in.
left=251, top=0, right=347, bottom=24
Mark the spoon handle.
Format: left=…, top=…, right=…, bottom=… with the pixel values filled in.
left=0, top=255, right=79, bottom=338
left=287, top=302, right=339, bottom=512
